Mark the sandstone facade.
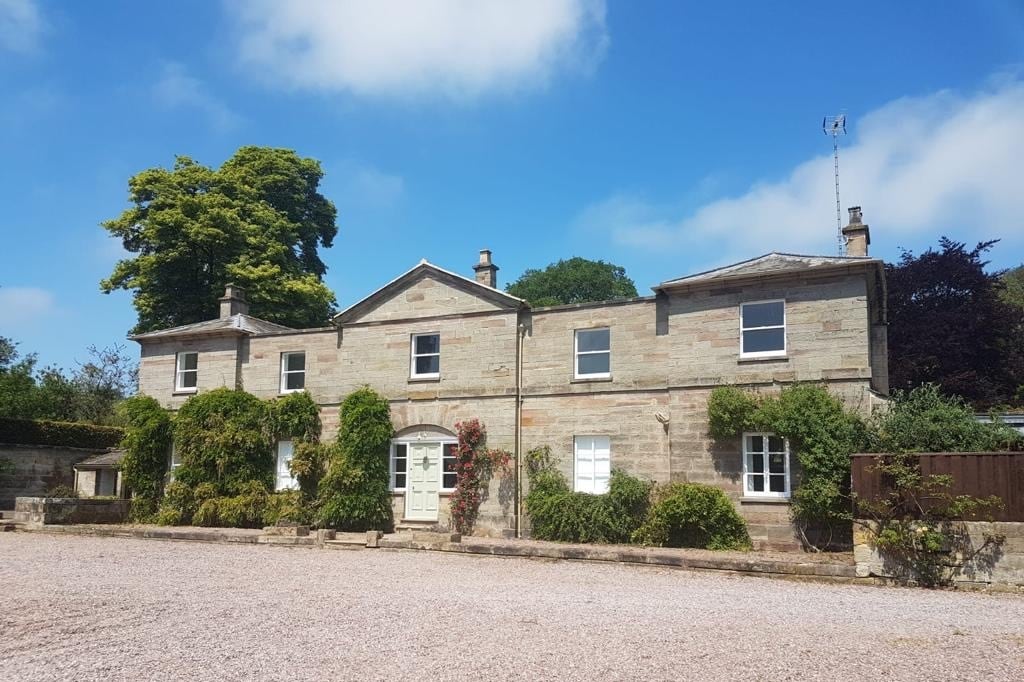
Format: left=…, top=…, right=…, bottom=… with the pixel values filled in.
left=134, top=247, right=888, bottom=548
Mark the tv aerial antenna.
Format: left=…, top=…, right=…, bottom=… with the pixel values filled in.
left=823, top=114, right=847, bottom=255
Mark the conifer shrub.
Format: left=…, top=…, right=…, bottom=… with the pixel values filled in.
left=116, top=395, right=172, bottom=521
left=315, top=387, right=393, bottom=531
left=172, top=388, right=274, bottom=495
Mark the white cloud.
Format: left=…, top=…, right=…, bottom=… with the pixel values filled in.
left=0, top=287, right=56, bottom=329
left=226, top=0, right=608, bottom=98
left=0, top=0, right=44, bottom=53
left=152, top=62, right=240, bottom=131
left=583, top=77, right=1024, bottom=262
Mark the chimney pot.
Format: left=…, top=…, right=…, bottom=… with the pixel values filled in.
left=842, top=207, right=871, bottom=257
left=218, top=283, right=249, bottom=318
left=473, top=249, right=499, bottom=288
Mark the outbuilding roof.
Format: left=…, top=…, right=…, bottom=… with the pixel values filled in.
left=128, top=314, right=294, bottom=341
left=74, top=450, right=126, bottom=469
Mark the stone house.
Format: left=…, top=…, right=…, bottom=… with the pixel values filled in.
left=133, top=208, right=887, bottom=548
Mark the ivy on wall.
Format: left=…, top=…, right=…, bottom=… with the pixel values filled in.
left=707, top=384, right=866, bottom=546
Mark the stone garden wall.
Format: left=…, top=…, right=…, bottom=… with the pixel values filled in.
left=14, top=496, right=131, bottom=525
left=854, top=520, right=1024, bottom=588
left=0, top=444, right=104, bottom=509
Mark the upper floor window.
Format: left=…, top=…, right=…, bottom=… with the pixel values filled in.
left=740, top=300, right=786, bottom=358
left=743, top=433, right=790, bottom=498
left=280, top=352, right=306, bottom=393
left=574, top=435, right=611, bottom=494
left=411, top=333, right=440, bottom=379
left=175, top=351, right=198, bottom=392
left=275, top=440, right=298, bottom=491
left=574, top=328, right=610, bottom=379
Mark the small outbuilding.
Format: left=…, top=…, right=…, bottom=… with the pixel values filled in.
left=73, top=450, right=126, bottom=498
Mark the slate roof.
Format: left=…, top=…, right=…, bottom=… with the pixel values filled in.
left=129, top=314, right=294, bottom=341
left=655, top=252, right=880, bottom=290
left=333, top=259, right=525, bottom=324
left=74, top=450, right=126, bottom=469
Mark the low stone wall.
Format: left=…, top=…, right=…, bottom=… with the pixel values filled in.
left=854, top=520, right=1024, bottom=588
left=14, top=496, right=131, bottom=526
left=0, top=443, right=106, bottom=508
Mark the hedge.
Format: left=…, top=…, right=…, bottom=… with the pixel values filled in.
left=0, top=417, right=124, bottom=450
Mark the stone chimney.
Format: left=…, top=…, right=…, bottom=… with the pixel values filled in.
left=218, top=283, right=249, bottom=318
left=842, top=206, right=871, bottom=257
left=473, top=249, right=499, bottom=288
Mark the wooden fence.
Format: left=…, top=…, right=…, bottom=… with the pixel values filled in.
left=850, top=452, right=1024, bottom=522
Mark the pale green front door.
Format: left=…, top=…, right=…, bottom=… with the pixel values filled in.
left=405, top=443, right=441, bottom=521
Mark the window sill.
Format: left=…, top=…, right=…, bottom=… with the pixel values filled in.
left=408, top=376, right=441, bottom=383
left=571, top=376, right=613, bottom=383
left=739, top=496, right=791, bottom=505
left=172, top=389, right=198, bottom=396
left=737, top=355, right=788, bottom=364
left=279, top=389, right=306, bottom=396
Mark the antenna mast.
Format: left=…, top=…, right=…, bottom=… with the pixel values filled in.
left=823, top=114, right=847, bottom=256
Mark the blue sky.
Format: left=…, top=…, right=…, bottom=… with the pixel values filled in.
left=2, top=0, right=1023, bottom=370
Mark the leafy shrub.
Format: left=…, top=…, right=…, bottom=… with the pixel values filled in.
left=192, top=481, right=278, bottom=529
left=157, top=481, right=196, bottom=525
left=0, top=417, right=124, bottom=449
left=45, top=484, right=78, bottom=498
left=172, top=388, right=274, bottom=495
left=316, top=387, right=393, bottom=531
left=857, top=453, right=1005, bottom=586
left=632, top=483, right=751, bottom=550
left=526, top=468, right=652, bottom=544
left=263, top=490, right=311, bottom=526
left=116, top=395, right=172, bottom=518
left=289, top=441, right=330, bottom=499
left=866, top=384, right=1021, bottom=453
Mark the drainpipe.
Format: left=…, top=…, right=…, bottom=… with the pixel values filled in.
left=515, top=319, right=526, bottom=538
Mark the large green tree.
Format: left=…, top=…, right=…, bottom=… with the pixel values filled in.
left=0, top=337, right=137, bottom=424
left=506, top=257, right=638, bottom=307
left=886, top=238, right=1024, bottom=408
left=101, top=146, right=338, bottom=333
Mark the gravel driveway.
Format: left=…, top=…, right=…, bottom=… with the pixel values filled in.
left=1, top=534, right=1021, bottom=681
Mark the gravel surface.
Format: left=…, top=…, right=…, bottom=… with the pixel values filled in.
left=1, top=534, right=1021, bottom=681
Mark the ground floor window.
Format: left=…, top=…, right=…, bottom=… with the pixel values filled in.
left=168, top=445, right=182, bottom=482
left=275, top=440, right=297, bottom=491
left=743, top=432, right=790, bottom=498
left=442, top=444, right=458, bottom=491
left=390, top=443, right=408, bottom=491
left=574, top=435, right=610, bottom=494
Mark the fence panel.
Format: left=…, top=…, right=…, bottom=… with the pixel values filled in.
left=850, top=452, right=1024, bottom=522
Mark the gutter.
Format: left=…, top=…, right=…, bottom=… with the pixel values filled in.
left=514, top=317, right=526, bottom=539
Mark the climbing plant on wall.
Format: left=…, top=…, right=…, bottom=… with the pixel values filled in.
left=449, top=419, right=511, bottom=535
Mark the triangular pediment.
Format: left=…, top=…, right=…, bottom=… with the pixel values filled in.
left=334, top=261, right=524, bottom=324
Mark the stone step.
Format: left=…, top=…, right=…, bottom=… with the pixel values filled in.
left=0, top=510, right=15, bottom=520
